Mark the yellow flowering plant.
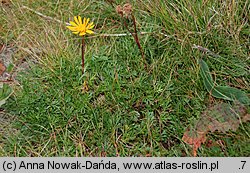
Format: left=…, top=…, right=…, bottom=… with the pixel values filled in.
left=67, top=16, right=94, bottom=75
left=67, top=16, right=94, bottom=36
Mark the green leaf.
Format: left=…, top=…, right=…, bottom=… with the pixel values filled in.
left=0, top=83, right=13, bottom=107
left=199, top=59, right=250, bottom=105
left=214, top=86, right=250, bottom=105
left=199, top=59, right=214, bottom=91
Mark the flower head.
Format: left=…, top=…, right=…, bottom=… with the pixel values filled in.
left=67, top=16, right=94, bottom=36
left=123, top=3, right=132, bottom=17
left=116, top=3, right=132, bottom=18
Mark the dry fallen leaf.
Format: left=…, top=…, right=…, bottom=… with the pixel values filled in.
left=182, top=127, right=206, bottom=157
left=182, top=102, right=249, bottom=156
left=0, top=60, right=6, bottom=76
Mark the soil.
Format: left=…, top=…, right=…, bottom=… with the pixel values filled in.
left=0, top=44, right=22, bottom=154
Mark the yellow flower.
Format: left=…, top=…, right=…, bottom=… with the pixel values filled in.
left=67, top=16, right=94, bottom=36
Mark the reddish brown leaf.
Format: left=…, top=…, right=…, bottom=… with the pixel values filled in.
left=208, top=121, right=233, bottom=133
left=205, top=102, right=247, bottom=132
left=182, top=127, right=206, bottom=157
left=182, top=102, right=249, bottom=156
left=0, top=60, right=6, bottom=75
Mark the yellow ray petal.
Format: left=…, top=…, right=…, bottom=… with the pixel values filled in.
left=89, top=25, right=94, bottom=29
left=73, top=31, right=79, bottom=34
left=66, top=26, right=78, bottom=31
left=74, top=16, right=80, bottom=25
left=87, top=23, right=94, bottom=29
left=79, top=32, right=86, bottom=36
left=88, top=22, right=94, bottom=26
left=78, top=16, right=82, bottom=25
left=86, top=30, right=94, bottom=34
left=86, top=18, right=90, bottom=24
left=70, top=21, right=78, bottom=27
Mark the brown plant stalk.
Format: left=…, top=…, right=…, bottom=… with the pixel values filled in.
left=81, top=36, right=85, bottom=75
left=131, top=15, right=146, bottom=68
left=123, top=15, right=147, bottom=69
left=117, top=3, right=147, bottom=69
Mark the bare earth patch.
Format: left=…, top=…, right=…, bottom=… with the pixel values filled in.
left=0, top=44, right=20, bottom=155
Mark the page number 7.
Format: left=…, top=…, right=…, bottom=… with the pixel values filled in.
left=240, top=161, right=246, bottom=169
